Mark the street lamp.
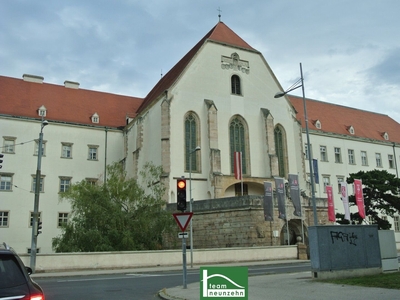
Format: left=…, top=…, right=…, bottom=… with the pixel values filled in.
left=189, top=145, right=200, bottom=268
left=30, top=117, right=48, bottom=272
left=274, top=63, right=318, bottom=226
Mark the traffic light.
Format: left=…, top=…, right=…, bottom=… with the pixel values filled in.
left=0, top=154, right=3, bottom=169
left=177, top=179, right=187, bottom=212
left=37, top=221, right=42, bottom=235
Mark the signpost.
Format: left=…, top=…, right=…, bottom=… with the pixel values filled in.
left=173, top=212, right=193, bottom=289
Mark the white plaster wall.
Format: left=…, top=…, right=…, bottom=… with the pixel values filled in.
left=166, top=42, right=303, bottom=201
left=305, top=131, right=400, bottom=228
left=1, top=117, right=125, bottom=253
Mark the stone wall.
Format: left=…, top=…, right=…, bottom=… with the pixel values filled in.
left=166, top=195, right=329, bottom=250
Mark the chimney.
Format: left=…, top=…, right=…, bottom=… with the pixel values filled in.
left=23, top=74, right=44, bottom=83
left=64, top=80, right=80, bottom=89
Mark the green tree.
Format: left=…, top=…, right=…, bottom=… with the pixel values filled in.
left=336, top=169, right=400, bottom=229
left=52, top=162, right=174, bottom=252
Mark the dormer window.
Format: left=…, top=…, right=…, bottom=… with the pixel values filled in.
left=315, top=120, right=321, bottom=129
left=347, top=125, right=355, bottom=135
left=91, top=113, right=99, bottom=124
left=38, top=105, right=47, bottom=117
left=382, top=132, right=389, bottom=140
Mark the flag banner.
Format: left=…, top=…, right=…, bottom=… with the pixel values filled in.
left=274, top=177, right=286, bottom=220
left=288, top=174, right=302, bottom=217
left=263, top=181, right=274, bottom=221
left=354, top=179, right=366, bottom=219
left=326, top=185, right=335, bottom=222
left=313, top=159, right=319, bottom=184
left=340, top=182, right=351, bottom=221
left=234, top=151, right=242, bottom=180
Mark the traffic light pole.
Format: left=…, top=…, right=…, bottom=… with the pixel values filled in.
left=182, top=235, right=187, bottom=289
left=30, top=118, right=47, bottom=273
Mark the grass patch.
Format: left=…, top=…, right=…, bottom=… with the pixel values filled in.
left=321, top=272, right=400, bottom=290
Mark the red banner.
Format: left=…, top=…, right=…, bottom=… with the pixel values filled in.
left=234, top=151, right=242, bottom=180
left=354, top=179, right=366, bottom=219
left=326, top=186, right=335, bottom=222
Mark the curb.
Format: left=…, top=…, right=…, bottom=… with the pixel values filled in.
left=158, top=288, right=186, bottom=300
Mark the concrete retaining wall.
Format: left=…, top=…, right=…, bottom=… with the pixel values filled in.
left=19, top=246, right=297, bottom=273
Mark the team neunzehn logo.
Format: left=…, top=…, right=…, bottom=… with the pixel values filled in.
left=200, top=267, right=248, bottom=299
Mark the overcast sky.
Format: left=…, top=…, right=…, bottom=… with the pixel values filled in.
left=2, top=1, right=400, bottom=122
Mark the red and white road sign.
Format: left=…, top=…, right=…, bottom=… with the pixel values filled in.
left=173, top=212, right=193, bottom=232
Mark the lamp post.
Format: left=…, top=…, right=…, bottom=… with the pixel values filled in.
left=189, top=146, right=200, bottom=268
left=30, top=117, right=48, bottom=272
left=274, top=63, right=318, bottom=226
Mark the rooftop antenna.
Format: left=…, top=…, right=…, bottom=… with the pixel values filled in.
left=161, top=69, right=163, bottom=78
left=217, top=7, right=222, bottom=22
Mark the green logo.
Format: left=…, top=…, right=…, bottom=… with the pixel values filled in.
left=200, top=266, right=248, bottom=299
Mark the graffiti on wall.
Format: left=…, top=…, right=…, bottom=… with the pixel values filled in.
left=330, top=231, right=358, bottom=246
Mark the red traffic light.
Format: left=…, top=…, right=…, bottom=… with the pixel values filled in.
left=177, top=180, right=186, bottom=189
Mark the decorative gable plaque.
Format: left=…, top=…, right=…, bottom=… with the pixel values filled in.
left=221, top=53, right=250, bottom=74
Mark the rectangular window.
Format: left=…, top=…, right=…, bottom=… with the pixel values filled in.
left=337, top=177, right=344, bottom=194
left=29, top=212, right=42, bottom=227
left=3, top=137, right=16, bottom=153
left=361, top=151, right=368, bottom=166
left=86, top=178, right=98, bottom=185
left=59, top=177, right=71, bottom=193
left=32, top=176, right=44, bottom=192
left=320, top=146, right=327, bottom=162
left=334, top=147, right=342, bottom=163
left=58, top=212, right=69, bottom=227
left=88, top=145, right=98, bottom=160
left=305, top=144, right=313, bottom=160
left=34, top=140, right=46, bottom=156
left=0, top=174, right=12, bottom=191
left=348, top=149, right=355, bottom=164
left=322, top=176, right=330, bottom=193
left=61, top=143, right=73, bottom=158
left=0, top=211, right=9, bottom=227
left=388, top=154, right=394, bottom=169
left=375, top=153, right=382, bottom=167
left=394, top=216, right=400, bottom=232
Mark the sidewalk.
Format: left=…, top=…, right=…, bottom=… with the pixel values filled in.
left=158, top=267, right=400, bottom=300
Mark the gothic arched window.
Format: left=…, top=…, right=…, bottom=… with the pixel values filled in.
left=274, top=125, right=288, bottom=177
left=185, top=112, right=200, bottom=172
left=230, top=116, right=248, bottom=175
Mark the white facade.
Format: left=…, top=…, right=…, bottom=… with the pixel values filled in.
left=1, top=116, right=124, bottom=253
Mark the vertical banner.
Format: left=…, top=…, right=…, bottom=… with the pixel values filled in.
left=326, top=185, right=335, bottom=222
left=312, top=159, right=319, bottom=184
left=274, top=177, right=286, bottom=220
left=234, top=151, right=242, bottom=180
left=288, top=174, right=302, bottom=217
left=340, top=182, right=351, bottom=221
left=354, top=179, right=366, bottom=219
left=263, top=182, right=274, bottom=221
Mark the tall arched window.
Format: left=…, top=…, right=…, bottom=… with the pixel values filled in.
left=230, top=116, right=248, bottom=175
left=185, top=112, right=200, bottom=172
left=231, top=75, right=241, bottom=95
left=274, top=125, right=287, bottom=177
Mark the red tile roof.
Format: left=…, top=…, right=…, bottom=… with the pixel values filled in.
left=0, top=75, right=143, bottom=128
left=136, top=22, right=256, bottom=114
left=288, top=95, right=400, bottom=143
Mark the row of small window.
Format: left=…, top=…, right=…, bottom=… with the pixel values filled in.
left=2, top=137, right=99, bottom=160
left=307, top=145, right=396, bottom=168
left=0, top=174, right=97, bottom=192
left=0, top=211, right=69, bottom=228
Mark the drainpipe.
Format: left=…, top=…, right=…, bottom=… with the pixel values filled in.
left=393, top=143, right=398, bottom=178
left=104, top=127, right=108, bottom=183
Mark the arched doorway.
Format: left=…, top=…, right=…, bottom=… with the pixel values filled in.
left=280, top=219, right=308, bottom=246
